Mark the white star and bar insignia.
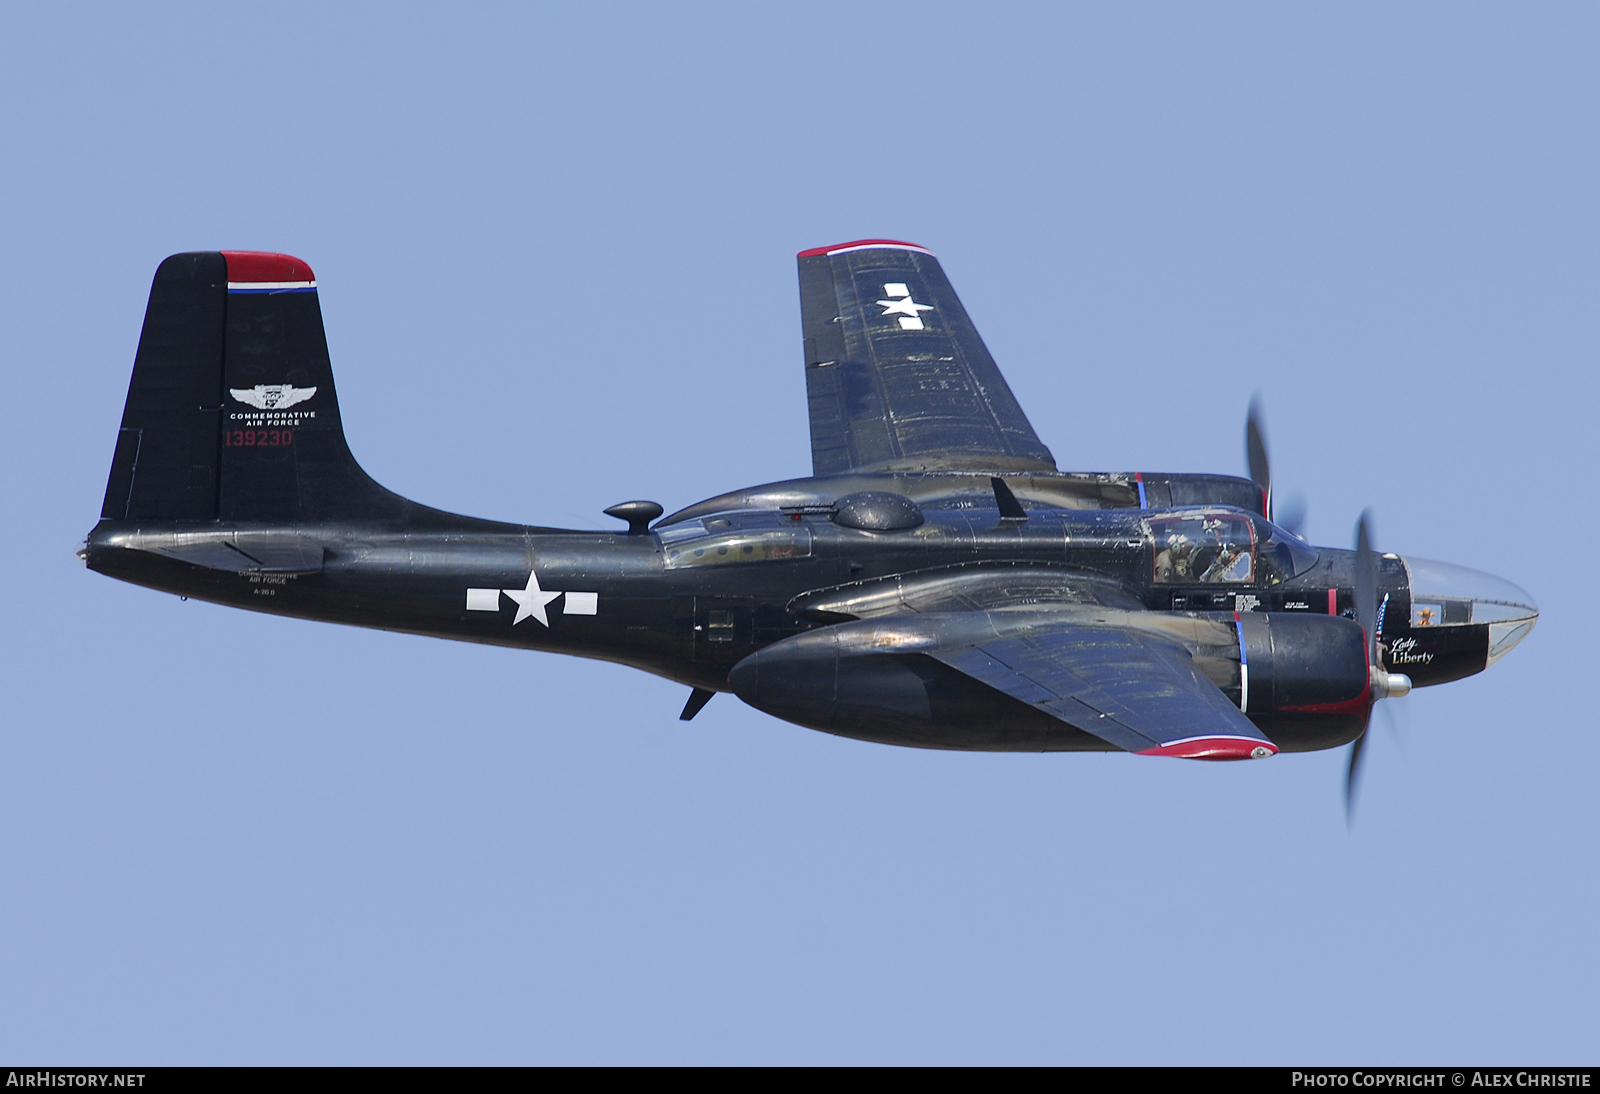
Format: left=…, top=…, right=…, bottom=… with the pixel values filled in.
left=464, top=572, right=598, bottom=626
left=876, top=282, right=934, bottom=330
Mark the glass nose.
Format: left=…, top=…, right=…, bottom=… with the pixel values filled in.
left=1402, top=556, right=1538, bottom=667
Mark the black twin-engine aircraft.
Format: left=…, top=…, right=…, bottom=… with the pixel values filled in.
left=83, top=241, right=1537, bottom=802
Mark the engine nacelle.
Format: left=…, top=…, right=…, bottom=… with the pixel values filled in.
left=1234, top=612, right=1370, bottom=715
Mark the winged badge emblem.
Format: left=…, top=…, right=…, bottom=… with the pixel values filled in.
left=230, top=384, right=317, bottom=410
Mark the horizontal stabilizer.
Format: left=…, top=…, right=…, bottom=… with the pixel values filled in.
left=140, top=531, right=325, bottom=573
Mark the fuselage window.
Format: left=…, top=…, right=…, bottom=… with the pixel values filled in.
left=663, top=528, right=812, bottom=569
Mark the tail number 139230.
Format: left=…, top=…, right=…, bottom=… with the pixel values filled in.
left=225, top=429, right=293, bottom=447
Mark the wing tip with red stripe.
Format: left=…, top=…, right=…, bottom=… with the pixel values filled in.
left=797, top=239, right=934, bottom=259
left=1136, top=735, right=1278, bottom=760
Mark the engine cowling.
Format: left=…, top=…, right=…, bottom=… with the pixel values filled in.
left=1234, top=612, right=1369, bottom=715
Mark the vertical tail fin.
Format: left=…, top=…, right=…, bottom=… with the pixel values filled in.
left=102, top=251, right=400, bottom=525
left=102, top=252, right=227, bottom=521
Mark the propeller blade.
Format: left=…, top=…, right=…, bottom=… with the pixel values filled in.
left=1344, top=724, right=1370, bottom=824
left=1245, top=394, right=1272, bottom=520
left=1275, top=492, right=1308, bottom=538
left=1354, top=509, right=1378, bottom=664
left=1345, top=511, right=1414, bottom=821
left=1377, top=687, right=1409, bottom=744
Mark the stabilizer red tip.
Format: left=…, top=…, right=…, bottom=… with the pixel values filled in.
left=1136, top=736, right=1278, bottom=761
left=222, top=251, right=315, bottom=284
left=797, top=239, right=933, bottom=258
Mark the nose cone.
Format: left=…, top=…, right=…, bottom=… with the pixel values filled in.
left=1403, top=556, right=1538, bottom=667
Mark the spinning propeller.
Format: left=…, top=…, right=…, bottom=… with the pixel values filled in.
left=1245, top=395, right=1306, bottom=536
left=1244, top=400, right=1410, bottom=821
left=1346, top=510, right=1412, bottom=821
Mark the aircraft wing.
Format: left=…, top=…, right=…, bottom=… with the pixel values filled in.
left=928, top=623, right=1277, bottom=758
left=797, top=240, right=1057, bottom=477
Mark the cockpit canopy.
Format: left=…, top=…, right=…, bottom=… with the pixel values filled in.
left=1147, top=509, right=1318, bottom=587
left=658, top=511, right=813, bottom=569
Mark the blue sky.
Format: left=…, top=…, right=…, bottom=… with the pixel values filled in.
left=1, top=3, right=1595, bottom=1063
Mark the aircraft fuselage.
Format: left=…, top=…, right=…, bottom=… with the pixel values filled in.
left=84, top=466, right=1513, bottom=754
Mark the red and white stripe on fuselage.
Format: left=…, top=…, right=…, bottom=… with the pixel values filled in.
left=222, top=250, right=317, bottom=293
